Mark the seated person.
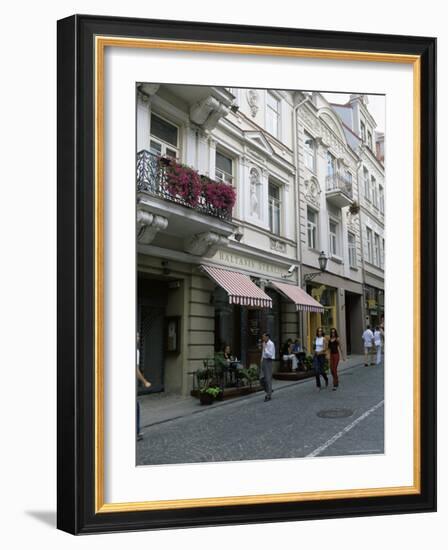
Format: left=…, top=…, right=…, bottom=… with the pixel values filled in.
left=291, top=338, right=302, bottom=353
left=223, top=344, right=233, bottom=362
left=282, top=338, right=298, bottom=371
left=292, top=338, right=306, bottom=368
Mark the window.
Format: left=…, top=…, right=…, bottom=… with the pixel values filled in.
left=215, top=151, right=233, bottom=184
left=266, top=92, right=280, bottom=138
left=367, top=130, right=373, bottom=150
left=382, top=238, right=385, bottom=268
left=374, top=233, right=381, bottom=266
left=345, top=171, right=353, bottom=195
left=366, top=227, right=373, bottom=263
left=348, top=232, right=357, bottom=268
left=304, top=133, right=315, bottom=171
left=307, top=208, right=318, bottom=249
left=371, top=176, right=378, bottom=207
left=268, top=182, right=281, bottom=235
left=326, top=152, right=336, bottom=190
left=150, top=113, right=179, bottom=158
left=329, top=220, right=339, bottom=256
left=363, top=167, right=370, bottom=201
left=360, top=121, right=366, bottom=143
left=379, top=184, right=384, bottom=213
left=327, top=152, right=336, bottom=178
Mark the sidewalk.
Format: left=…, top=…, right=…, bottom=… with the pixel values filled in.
left=139, top=354, right=365, bottom=430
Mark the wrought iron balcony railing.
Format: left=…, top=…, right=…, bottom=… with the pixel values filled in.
left=137, top=150, right=233, bottom=221
left=325, top=173, right=353, bottom=198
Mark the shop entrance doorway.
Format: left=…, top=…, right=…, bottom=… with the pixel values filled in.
left=138, top=277, right=168, bottom=393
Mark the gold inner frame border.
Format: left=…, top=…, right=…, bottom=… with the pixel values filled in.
left=94, top=36, right=421, bottom=513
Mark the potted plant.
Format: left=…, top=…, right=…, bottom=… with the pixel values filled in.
left=199, top=385, right=221, bottom=405
left=303, top=355, right=314, bottom=371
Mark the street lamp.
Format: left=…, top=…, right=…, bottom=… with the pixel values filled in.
left=303, top=251, right=328, bottom=283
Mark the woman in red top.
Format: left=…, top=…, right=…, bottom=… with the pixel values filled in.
left=328, top=328, right=345, bottom=390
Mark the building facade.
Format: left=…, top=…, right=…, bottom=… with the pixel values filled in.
left=296, top=92, right=365, bottom=356
left=332, top=95, right=385, bottom=331
left=136, top=84, right=384, bottom=396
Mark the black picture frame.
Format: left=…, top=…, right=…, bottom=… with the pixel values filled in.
left=57, top=14, right=436, bottom=535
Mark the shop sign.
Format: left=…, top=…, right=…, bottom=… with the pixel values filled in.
left=213, top=250, right=285, bottom=277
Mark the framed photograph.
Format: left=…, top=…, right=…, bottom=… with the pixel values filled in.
left=57, top=14, right=436, bottom=534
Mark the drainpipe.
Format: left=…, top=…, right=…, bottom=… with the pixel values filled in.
left=293, top=94, right=310, bottom=346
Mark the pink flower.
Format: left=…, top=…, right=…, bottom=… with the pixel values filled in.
left=158, top=156, right=236, bottom=213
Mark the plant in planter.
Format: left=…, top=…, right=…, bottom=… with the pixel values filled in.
left=159, top=156, right=203, bottom=207
left=303, top=355, right=314, bottom=371
left=201, top=176, right=236, bottom=213
left=349, top=201, right=360, bottom=215
left=199, top=385, right=221, bottom=405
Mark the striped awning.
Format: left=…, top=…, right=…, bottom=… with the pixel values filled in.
left=201, top=265, right=272, bottom=308
left=271, top=281, right=325, bottom=313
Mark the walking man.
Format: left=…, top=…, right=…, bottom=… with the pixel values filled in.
left=373, top=326, right=383, bottom=367
left=260, top=333, right=275, bottom=402
left=362, top=325, right=374, bottom=366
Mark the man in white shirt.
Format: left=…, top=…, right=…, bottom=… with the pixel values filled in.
left=373, top=326, right=383, bottom=366
left=261, top=333, right=275, bottom=401
left=362, top=325, right=374, bottom=366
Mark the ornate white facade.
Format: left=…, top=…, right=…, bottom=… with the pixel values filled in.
left=136, top=84, right=385, bottom=394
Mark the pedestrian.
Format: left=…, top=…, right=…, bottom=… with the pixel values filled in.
left=313, top=327, right=329, bottom=390
left=362, top=325, right=375, bottom=366
left=260, top=332, right=275, bottom=401
left=136, top=333, right=151, bottom=441
left=328, top=328, right=345, bottom=390
left=373, top=326, right=383, bottom=366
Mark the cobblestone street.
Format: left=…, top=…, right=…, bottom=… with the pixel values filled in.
left=137, top=359, right=384, bottom=465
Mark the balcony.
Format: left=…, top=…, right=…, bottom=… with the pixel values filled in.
left=136, top=150, right=237, bottom=256
left=137, top=150, right=234, bottom=221
left=325, top=173, right=354, bottom=208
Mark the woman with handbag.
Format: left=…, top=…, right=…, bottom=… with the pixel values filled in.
left=313, top=327, right=329, bottom=390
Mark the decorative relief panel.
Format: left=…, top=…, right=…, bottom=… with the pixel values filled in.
left=270, top=238, right=287, bottom=253
left=246, top=89, right=260, bottom=117
left=304, top=177, right=321, bottom=209
left=298, top=106, right=349, bottom=161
